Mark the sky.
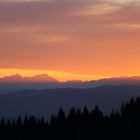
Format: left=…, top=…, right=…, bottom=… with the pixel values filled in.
left=0, top=0, right=140, bottom=81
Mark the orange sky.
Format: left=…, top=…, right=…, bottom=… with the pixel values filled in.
left=0, top=0, right=140, bottom=81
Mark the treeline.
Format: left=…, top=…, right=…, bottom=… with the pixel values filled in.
left=1, top=97, right=140, bottom=140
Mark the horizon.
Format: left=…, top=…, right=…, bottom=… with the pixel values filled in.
left=0, top=72, right=140, bottom=82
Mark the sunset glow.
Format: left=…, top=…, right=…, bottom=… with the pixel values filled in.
left=0, top=68, right=106, bottom=82
left=0, top=0, right=140, bottom=81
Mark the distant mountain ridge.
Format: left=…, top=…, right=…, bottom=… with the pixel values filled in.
left=1, top=75, right=140, bottom=85
left=0, top=74, right=59, bottom=83
left=89, top=76, right=140, bottom=86
left=61, top=76, right=140, bottom=88
left=1, top=75, right=140, bottom=93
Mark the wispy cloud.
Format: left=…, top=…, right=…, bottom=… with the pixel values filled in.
left=101, top=0, right=140, bottom=5
left=75, top=3, right=121, bottom=16
left=0, top=0, right=55, bottom=1
left=112, top=24, right=140, bottom=30
left=39, top=35, right=69, bottom=43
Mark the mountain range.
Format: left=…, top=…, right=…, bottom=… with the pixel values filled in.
left=0, top=74, right=140, bottom=118
left=1, top=74, right=140, bottom=85
left=0, top=74, right=59, bottom=83
left=1, top=75, right=140, bottom=93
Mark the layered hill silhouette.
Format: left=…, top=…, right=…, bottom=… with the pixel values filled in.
left=1, top=75, right=140, bottom=93
left=0, top=74, right=58, bottom=83
left=1, top=75, right=140, bottom=85
left=0, top=75, right=140, bottom=119
left=0, top=85, right=140, bottom=119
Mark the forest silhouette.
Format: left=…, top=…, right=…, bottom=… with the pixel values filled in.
left=0, top=97, right=140, bottom=140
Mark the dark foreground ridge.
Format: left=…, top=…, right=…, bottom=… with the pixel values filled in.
left=1, top=97, right=140, bottom=140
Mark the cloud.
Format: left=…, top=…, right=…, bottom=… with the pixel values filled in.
left=0, top=0, right=139, bottom=38
left=39, top=35, right=69, bottom=43
left=0, top=0, right=47, bottom=2
left=75, top=3, right=121, bottom=16
left=0, top=0, right=139, bottom=45
left=100, top=0, right=140, bottom=5
left=112, top=24, right=140, bottom=30
left=0, top=0, right=139, bottom=25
